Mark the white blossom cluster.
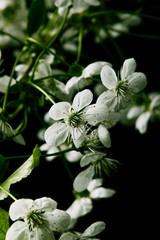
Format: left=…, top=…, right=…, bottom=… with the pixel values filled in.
left=0, top=0, right=159, bottom=240
left=6, top=196, right=106, bottom=240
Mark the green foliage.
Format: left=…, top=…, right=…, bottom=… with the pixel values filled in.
left=27, top=0, right=46, bottom=36
left=0, top=145, right=41, bottom=200
left=0, top=208, right=9, bottom=240
left=68, top=62, right=84, bottom=77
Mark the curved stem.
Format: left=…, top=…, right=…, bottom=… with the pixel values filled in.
left=62, top=157, right=74, bottom=182
left=0, top=185, right=17, bottom=201
left=75, top=25, right=83, bottom=63
left=8, top=104, right=23, bottom=120
left=0, top=30, right=25, bottom=45
left=30, top=7, right=69, bottom=82
left=27, top=37, right=70, bottom=67
left=28, top=81, right=55, bottom=104
left=2, top=49, right=25, bottom=112
left=5, top=147, right=76, bottom=160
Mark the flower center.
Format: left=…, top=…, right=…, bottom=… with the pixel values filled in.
left=93, top=155, right=118, bottom=177
left=67, top=111, right=85, bottom=128
left=115, top=80, right=129, bottom=96
left=27, top=210, right=45, bottom=231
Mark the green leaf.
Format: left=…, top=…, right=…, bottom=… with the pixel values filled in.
left=27, top=0, right=46, bottom=35
left=0, top=145, right=41, bottom=200
left=0, top=155, right=9, bottom=183
left=0, top=208, right=9, bottom=240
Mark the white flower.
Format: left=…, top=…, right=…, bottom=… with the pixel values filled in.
left=73, top=152, right=118, bottom=192
left=67, top=178, right=115, bottom=226
left=97, top=58, right=147, bottom=111
left=65, top=61, right=111, bottom=96
left=54, top=0, right=100, bottom=15
left=45, top=89, right=108, bottom=148
left=6, top=197, right=71, bottom=240
left=60, top=221, right=106, bottom=240
left=127, top=92, right=160, bottom=133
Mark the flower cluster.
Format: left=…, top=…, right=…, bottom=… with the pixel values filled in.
left=0, top=1, right=159, bottom=239
left=5, top=197, right=106, bottom=240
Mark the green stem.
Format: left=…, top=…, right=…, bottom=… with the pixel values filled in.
left=62, top=157, right=74, bottom=182
left=28, top=81, right=55, bottom=104
left=2, top=49, right=25, bottom=112
left=0, top=30, right=25, bottom=45
left=75, top=25, right=83, bottom=63
left=34, top=73, right=70, bottom=82
left=30, top=7, right=69, bottom=82
left=16, top=108, right=28, bottom=132
left=8, top=104, right=23, bottom=120
left=5, top=147, right=75, bottom=160
left=0, top=185, right=17, bottom=201
left=27, top=37, right=70, bottom=67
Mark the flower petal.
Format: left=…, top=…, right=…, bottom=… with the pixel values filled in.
left=44, top=209, right=70, bottom=232
left=82, top=61, right=111, bottom=78
left=59, top=232, right=77, bottom=240
left=65, top=76, right=79, bottom=94
left=84, top=0, right=100, bottom=6
left=84, top=104, right=108, bottom=126
left=66, top=198, right=92, bottom=219
left=90, top=187, right=116, bottom=199
left=49, top=102, right=71, bottom=120
left=120, top=58, right=136, bottom=80
left=5, top=221, right=28, bottom=240
left=72, top=89, right=93, bottom=112
left=80, top=153, right=104, bottom=167
left=127, top=106, right=144, bottom=119
left=81, top=221, right=106, bottom=237
left=65, top=150, right=82, bottom=162
left=135, top=112, right=151, bottom=134
left=9, top=199, right=33, bottom=221
left=98, top=124, right=111, bottom=148
left=45, top=122, right=69, bottom=146
left=30, top=225, right=55, bottom=240
left=87, top=178, right=103, bottom=192
left=128, top=72, right=147, bottom=93
left=73, top=0, right=89, bottom=13
left=100, top=65, right=117, bottom=89
left=0, top=75, right=16, bottom=93
left=97, top=90, right=121, bottom=112
left=33, top=197, right=57, bottom=212
left=73, top=165, right=95, bottom=192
